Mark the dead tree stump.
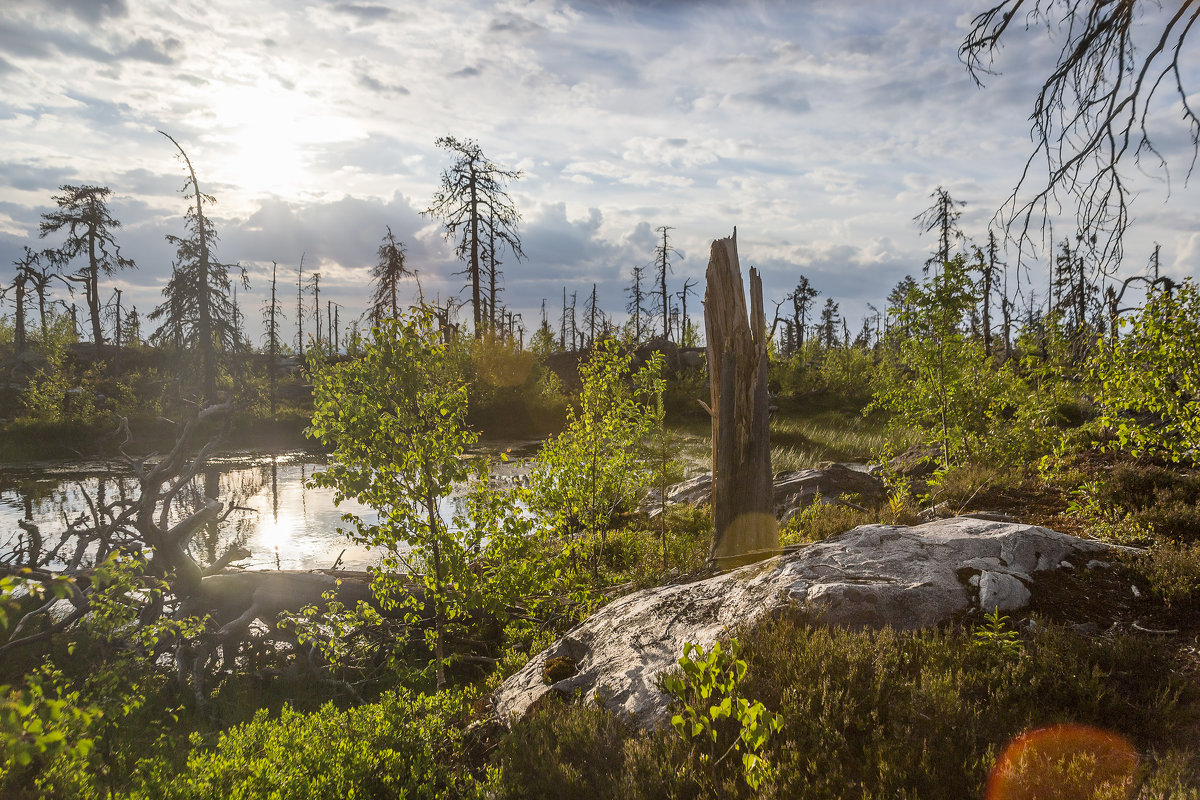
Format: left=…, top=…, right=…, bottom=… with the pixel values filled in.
left=703, top=230, right=778, bottom=567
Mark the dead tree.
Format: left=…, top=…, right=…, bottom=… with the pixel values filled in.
left=962, top=1, right=1200, bottom=272
left=0, top=406, right=402, bottom=709
left=0, top=404, right=239, bottom=658
left=702, top=230, right=777, bottom=566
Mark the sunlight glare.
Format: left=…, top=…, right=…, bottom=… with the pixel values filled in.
left=259, top=512, right=298, bottom=550
left=207, top=84, right=359, bottom=198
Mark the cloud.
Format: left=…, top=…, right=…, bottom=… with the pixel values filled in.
left=357, top=72, right=409, bottom=96
left=330, top=3, right=395, bottom=23
left=0, top=20, right=54, bottom=59
left=752, top=240, right=916, bottom=328
left=3, top=0, right=1196, bottom=346
left=119, top=36, right=179, bottom=65
left=62, top=93, right=138, bottom=131
left=47, top=0, right=128, bottom=22
left=738, top=82, right=811, bottom=114
left=309, top=133, right=413, bottom=176
left=487, top=11, right=546, bottom=36
left=507, top=204, right=700, bottom=321
left=0, top=18, right=178, bottom=67
left=536, top=43, right=642, bottom=88
left=0, top=161, right=76, bottom=193
left=218, top=193, right=435, bottom=287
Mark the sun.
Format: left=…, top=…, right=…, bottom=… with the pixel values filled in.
left=205, top=82, right=358, bottom=199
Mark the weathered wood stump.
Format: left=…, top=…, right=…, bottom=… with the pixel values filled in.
left=703, top=230, right=778, bottom=567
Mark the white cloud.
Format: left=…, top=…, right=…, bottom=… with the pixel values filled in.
left=1, top=0, right=1198, bottom=343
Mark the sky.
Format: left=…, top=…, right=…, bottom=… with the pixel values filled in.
left=1, top=0, right=1198, bottom=346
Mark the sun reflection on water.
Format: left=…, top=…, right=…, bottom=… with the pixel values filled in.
left=259, top=513, right=297, bottom=550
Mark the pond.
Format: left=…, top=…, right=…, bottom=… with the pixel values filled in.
left=0, top=444, right=539, bottom=573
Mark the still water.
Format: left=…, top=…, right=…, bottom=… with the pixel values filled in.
left=0, top=451, right=477, bottom=572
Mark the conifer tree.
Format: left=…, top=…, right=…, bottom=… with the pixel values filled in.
left=914, top=186, right=966, bottom=273
left=151, top=131, right=248, bottom=401
left=424, top=137, right=524, bottom=338
left=39, top=184, right=135, bottom=355
left=790, top=276, right=819, bottom=351
left=819, top=298, right=840, bottom=348
left=370, top=226, right=411, bottom=324
left=626, top=264, right=647, bottom=344
left=263, top=261, right=286, bottom=421
left=653, top=225, right=679, bottom=341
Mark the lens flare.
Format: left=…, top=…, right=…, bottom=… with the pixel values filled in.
left=986, top=723, right=1138, bottom=800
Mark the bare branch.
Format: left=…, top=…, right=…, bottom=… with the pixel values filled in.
left=962, top=0, right=1200, bottom=271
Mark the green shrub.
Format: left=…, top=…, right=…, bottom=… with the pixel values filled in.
left=1099, top=465, right=1200, bottom=510
left=773, top=343, right=878, bottom=411
left=662, top=639, right=782, bottom=791
left=530, top=339, right=663, bottom=577
left=1, top=669, right=102, bottom=800
left=493, top=701, right=642, bottom=800
left=1091, top=278, right=1200, bottom=463
left=779, top=499, right=880, bottom=546
left=133, top=688, right=482, bottom=800
left=459, top=334, right=568, bottom=437
left=738, top=616, right=1192, bottom=799
left=601, top=506, right=710, bottom=587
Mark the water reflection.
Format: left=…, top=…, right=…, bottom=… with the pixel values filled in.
left=0, top=452, right=464, bottom=572
left=228, top=455, right=384, bottom=571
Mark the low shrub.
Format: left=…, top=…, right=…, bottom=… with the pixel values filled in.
left=740, top=616, right=1192, bottom=798
left=1140, top=540, right=1200, bottom=606
left=493, top=701, right=645, bottom=800
left=1098, top=465, right=1200, bottom=542
left=779, top=500, right=880, bottom=546
left=132, top=688, right=484, bottom=800
left=492, top=616, right=1200, bottom=799
left=602, top=506, right=711, bottom=587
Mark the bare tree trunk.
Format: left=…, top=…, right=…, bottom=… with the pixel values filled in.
left=704, top=231, right=776, bottom=566
left=297, top=254, right=305, bottom=358
left=469, top=171, right=481, bottom=338
left=269, top=262, right=279, bottom=421
left=14, top=274, right=27, bottom=355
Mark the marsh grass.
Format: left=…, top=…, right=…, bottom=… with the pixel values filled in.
left=769, top=407, right=897, bottom=471
left=667, top=403, right=901, bottom=475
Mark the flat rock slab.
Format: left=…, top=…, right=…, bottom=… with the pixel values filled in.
left=494, top=517, right=1116, bottom=728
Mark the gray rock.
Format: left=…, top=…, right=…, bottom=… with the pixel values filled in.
left=773, top=463, right=886, bottom=506
left=978, top=570, right=1031, bottom=612
left=883, top=445, right=941, bottom=478
left=494, top=517, right=1116, bottom=728
left=667, top=473, right=713, bottom=505
left=961, top=511, right=1020, bottom=523
left=648, top=464, right=886, bottom=519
